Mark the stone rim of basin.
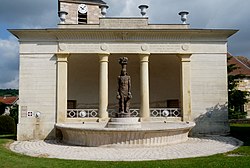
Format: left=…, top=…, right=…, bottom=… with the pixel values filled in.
left=55, top=121, right=195, bottom=131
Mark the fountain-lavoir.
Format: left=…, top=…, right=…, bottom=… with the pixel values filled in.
left=56, top=57, right=195, bottom=147
left=9, top=0, right=242, bottom=161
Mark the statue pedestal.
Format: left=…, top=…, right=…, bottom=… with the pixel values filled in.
left=107, top=117, right=141, bottom=128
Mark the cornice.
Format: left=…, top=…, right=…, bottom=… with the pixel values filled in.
left=9, top=28, right=238, bottom=42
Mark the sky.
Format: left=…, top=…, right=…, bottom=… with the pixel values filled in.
left=0, top=0, right=249, bottom=89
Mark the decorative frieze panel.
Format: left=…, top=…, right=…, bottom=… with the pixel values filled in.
left=58, top=42, right=192, bottom=53
left=58, top=41, right=228, bottom=54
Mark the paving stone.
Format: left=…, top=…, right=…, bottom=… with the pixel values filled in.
left=9, top=136, right=242, bottom=161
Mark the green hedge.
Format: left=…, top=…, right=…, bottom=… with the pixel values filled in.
left=0, top=102, right=6, bottom=115
left=0, top=115, right=16, bottom=135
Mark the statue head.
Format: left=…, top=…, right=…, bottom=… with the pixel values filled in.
left=119, top=57, right=128, bottom=65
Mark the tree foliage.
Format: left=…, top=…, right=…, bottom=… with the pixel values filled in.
left=0, top=115, right=16, bottom=135
left=0, top=102, right=7, bottom=115
left=0, top=89, right=18, bottom=96
left=10, top=105, right=18, bottom=124
left=228, top=56, right=249, bottom=119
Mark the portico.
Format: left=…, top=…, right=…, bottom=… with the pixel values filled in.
left=55, top=46, right=191, bottom=124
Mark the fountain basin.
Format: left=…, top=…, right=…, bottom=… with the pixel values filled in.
left=56, top=121, right=195, bottom=147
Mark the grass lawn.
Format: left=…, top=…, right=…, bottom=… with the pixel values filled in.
left=0, top=124, right=249, bottom=168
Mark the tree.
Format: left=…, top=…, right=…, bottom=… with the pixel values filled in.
left=10, top=105, right=18, bottom=124
left=0, top=102, right=7, bottom=115
left=228, top=56, right=249, bottom=119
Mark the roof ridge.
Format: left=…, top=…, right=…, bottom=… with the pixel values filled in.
left=234, top=56, right=250, bottom=70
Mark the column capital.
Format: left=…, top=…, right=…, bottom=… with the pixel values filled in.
left=138, top=53, right=150, bottom=62
left=56, top=53, right=70, bottom=62
left=98, top=53, right=110, bottom=62
left=98, top=52, right=110, bottom=56
left=177, top=54, right=192, bottom=62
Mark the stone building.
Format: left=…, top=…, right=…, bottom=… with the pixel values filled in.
left=10, top=0, right=237, bottom=140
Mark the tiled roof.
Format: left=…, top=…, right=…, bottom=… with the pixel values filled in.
left=228, top=53, right=250, bottom=76
left=0, top=96, right=18, bottom=105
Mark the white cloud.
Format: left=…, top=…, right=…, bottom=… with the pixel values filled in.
left=0, top=37, right=19, bottom=89
left=0, top=37, right=18, bottom=58
left=0, top=76, right=19, bottom=89
left=120, top=0, right=150, bottom=16
left=106, top=0, right=150, bottom=16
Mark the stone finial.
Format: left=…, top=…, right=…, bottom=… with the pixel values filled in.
left=58, top=11, right=68, bottom=24
left=100, top=5, right=109, bottom=17
left=138, top=5, right=149, bottom=17
left=178, top=11, right=189, bottom=24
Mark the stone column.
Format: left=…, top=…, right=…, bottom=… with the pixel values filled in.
left=139, top=53, right=150, bottom=119
left=98, top=53, right=110, bottom=120
left=56, top=53, right=70, bottom=123
left=178, top=54, right=192, bottom=122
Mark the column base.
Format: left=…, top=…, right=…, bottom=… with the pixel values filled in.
left=98, top=118, right=110, bottom=122
left=140, top=117, right=152, bottom=122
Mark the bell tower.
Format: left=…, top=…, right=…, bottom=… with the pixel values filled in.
left=58, top=0, right=106, bottom=24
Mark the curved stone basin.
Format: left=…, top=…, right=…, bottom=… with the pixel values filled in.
left=56, top=121, right=195, bottom=147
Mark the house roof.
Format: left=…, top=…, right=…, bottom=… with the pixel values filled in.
left=0, top=96, right=18, bottom=105
left=228, top=53, right=250, bottom=76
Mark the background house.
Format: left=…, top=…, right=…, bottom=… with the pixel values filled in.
left=228, top=53, right=250, bottom=118
left=0, top=96, right=19, bottom=115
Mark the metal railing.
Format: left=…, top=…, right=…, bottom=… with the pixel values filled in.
left=67, top=108, right=181, bottom=118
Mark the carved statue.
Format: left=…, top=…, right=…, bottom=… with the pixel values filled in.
left=117, top=57, right=132, bottom=117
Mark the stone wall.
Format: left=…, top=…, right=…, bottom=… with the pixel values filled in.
left=60, top=2, right=101, bottom=24
left=190, top=53, right=229, bottom=135
left=18, top=42, right=57, bottom=141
